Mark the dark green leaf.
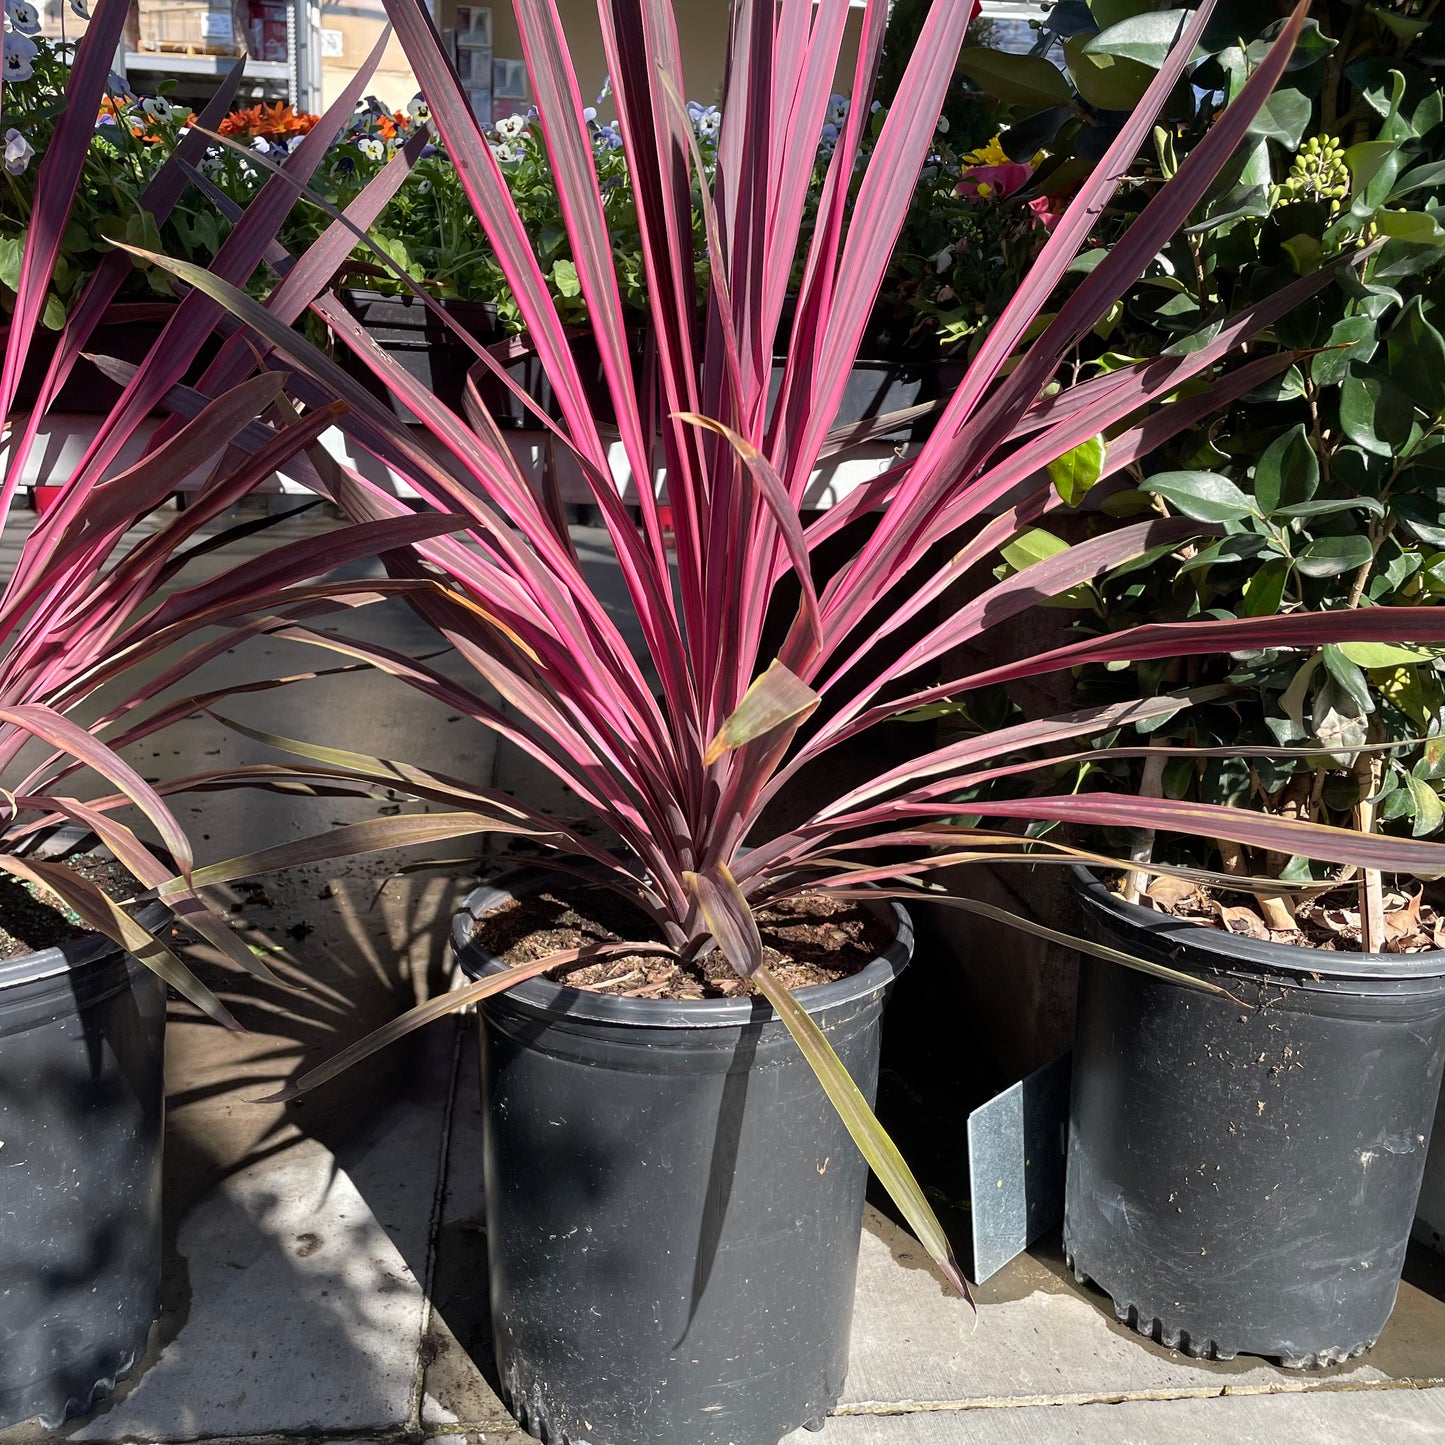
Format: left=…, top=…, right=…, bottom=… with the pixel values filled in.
left=1275, top=496, right=1385, bottom=520
left=1322, top=643, right=1375, bottom=712
left=1340, top=370, right=1418, bottom=455
left=1254, top=424, right=1318, bottom=514
left=957, top=48, right=1073, bottom=109
left=1394, top=494, right=1445, bottom=547
left=1245, top=89, right=1312, bottom=148
left=1241, top=556, right=1290, bottom=616
left=1407, top=774, right=1444, bottom=836
left=1390, top=159, right=1445, bottom=202
left=1064, top=33, right=1156, bottom=109
left=1388, top=298, right=1445, bottom=413
left=1082, top=9, right=1189, bottom=67
left=1297, top=535, right=1375, bottom=578
left=1143, top=471, right=1256, bottom=522
left=1375, top=210, right=1445, bottom=245
left=1310, top=315, right=1379, bottom=388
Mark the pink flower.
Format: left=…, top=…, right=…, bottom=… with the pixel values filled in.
left=1028, top=194, right=1067, bottom=231
left=955, top=162, right=1034, bottom=200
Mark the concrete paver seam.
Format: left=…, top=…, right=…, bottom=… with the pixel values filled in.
left=833, top=1377, right=1445, bottom=1417
left=410, top=1017, right=469, bottom=1435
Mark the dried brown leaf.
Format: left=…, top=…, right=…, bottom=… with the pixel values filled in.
left=1220, top=904, right=1269, bottom=939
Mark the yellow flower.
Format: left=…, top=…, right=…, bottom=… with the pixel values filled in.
left=961, top=135, right=1009, bottom=167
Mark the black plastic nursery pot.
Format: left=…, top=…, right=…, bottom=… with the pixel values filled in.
left=765, top=354, right=969, bottom=445
left=340, top=288, right=500, bottom=419
left=452, top=872, right=913, bottom=1445
left=1064, top=866, right=1445, bottom=1368
left=0, top=907, right=168, bottom=1428
left=4, top=301, right=205, bottom=415
left=471, top=329, right=646, bottom=430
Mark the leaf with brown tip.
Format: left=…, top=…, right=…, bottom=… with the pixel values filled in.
left=702, top=661, right=820, bottom=767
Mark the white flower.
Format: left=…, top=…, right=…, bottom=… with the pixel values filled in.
left=688, top=103, right=719, bottom=139
left=407, top=94, right=430, bottom=122
left=3, top=127, right=34, bottom=175
left=492, top=139, right=519, bottom=162
left=870, top=100, right=883, bottom=115
left=934, top=245, right=954, bottom=274
left=495, top=113, right=526, bottom=140
left=4, top=0, right=41, bottom=36
left=141, top=96, right=176, bottom=123
left=818, top=121, right=839, bottom=151
left=287, top=134, right=305, bottom=152
left=2, top=31, right=37, bottom=80
left=69, top=0, right=90, bottom=16
left=200, top=153, right=226, bottom=179
left=416, top=177, right=431, bottom=193
left=826, top=92, right=848, bottom=126
left=594, top=75, right=611, bottom=105
left=357, top=135, right=385, bottom=160
left=252, top=136, right=272, bottom=153
left=936, top=115, right=949, bottom=135
left=582, top=106, right=596, bottom=122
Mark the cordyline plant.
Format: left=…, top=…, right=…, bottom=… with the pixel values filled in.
left=120, top=0, right=1445, bottom=1293
left=0, top=7, right=460, bottom=1024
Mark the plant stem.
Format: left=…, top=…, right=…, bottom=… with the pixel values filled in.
left=1358, top=745, right=1385, bottom=953
left=1123, top=748, right=1167, bottom=904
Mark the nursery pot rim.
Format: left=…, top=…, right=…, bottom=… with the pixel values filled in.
left=1071, top=863, right=1445, bottom=986
left=453, top=868, right=912, bottom=1029
left=0, top=825, right=169, bottom=990
left=0, top=903, right=169, bottom=992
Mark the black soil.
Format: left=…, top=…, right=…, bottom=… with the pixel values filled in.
left=472, top=885, right=893, bottom=999
left=0, top=854, right=141, bottom=961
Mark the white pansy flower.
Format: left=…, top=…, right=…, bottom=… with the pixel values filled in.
left=4, top=0, right=41, bottom=35
left=407, top=94, right=430, bottom=122
left=826, top=92, right=848, bottom=126
left=3, top=127, right=34, bottom=176
left=357, top=135, right=385, bottom=160
left=69, top=0, right=90, bottom=16
left=495, top=113, right=526, bottom=140
left=493, top=139, right=519, bottom=162
left=252, top=136, right=272, bottom=154
left=686, top=102, right=719, bottom=139
left=3, top=31, right=38, bottom=81
left=936, top=115, right=949, bottom=135
left=141, top=96, right=176, bottom=123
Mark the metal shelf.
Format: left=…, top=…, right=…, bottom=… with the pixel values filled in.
left=122, top=49, right=290, bottom=79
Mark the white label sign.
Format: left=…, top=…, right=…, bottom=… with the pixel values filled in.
left=320, top=27, right=344, bottom=56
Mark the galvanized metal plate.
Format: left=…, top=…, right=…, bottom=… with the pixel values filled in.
left=967, top=1051, right=1071, bottom=1283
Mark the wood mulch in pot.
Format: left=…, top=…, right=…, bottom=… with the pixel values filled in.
left=473, top=885, right=894, bottom=999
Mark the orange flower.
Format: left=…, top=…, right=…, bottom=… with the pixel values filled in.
left=220, top=101, right=319, bottom=140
